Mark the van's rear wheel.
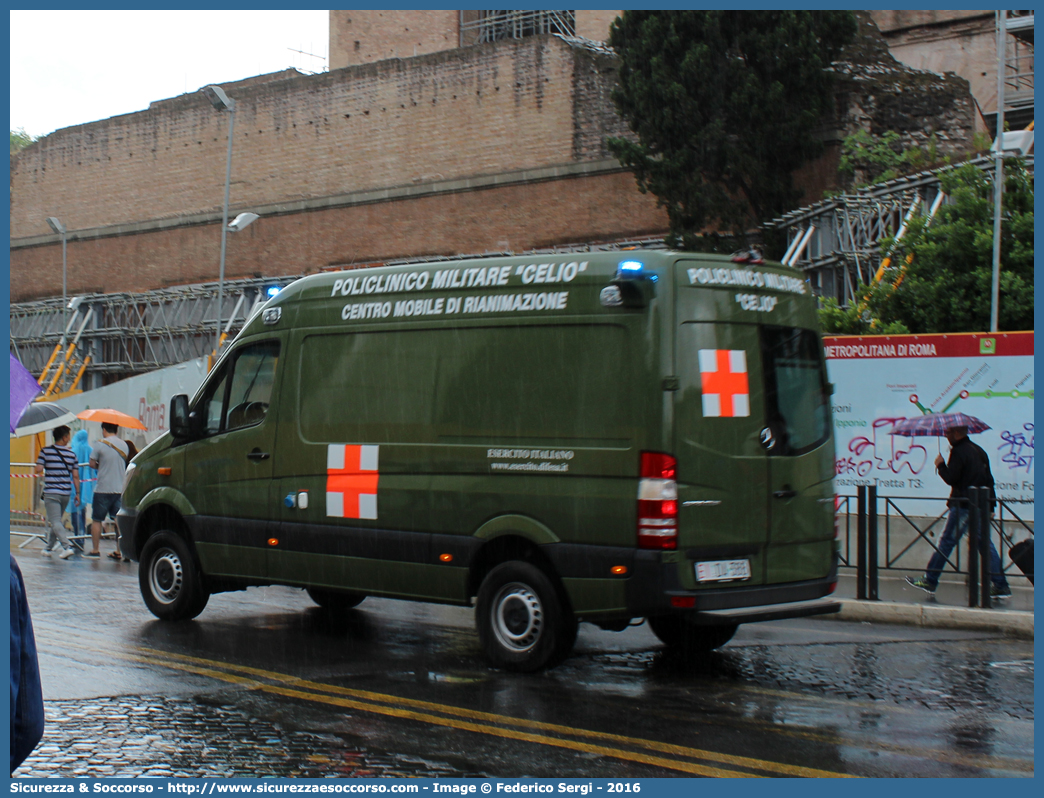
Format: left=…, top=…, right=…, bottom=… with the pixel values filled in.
left=648, top=616, right=737, bottom=654
left=306, top=586, right=365, bottom=610
left=476, top=561, right=575, bottom=672
left=139, top=531, right=209, bottom=621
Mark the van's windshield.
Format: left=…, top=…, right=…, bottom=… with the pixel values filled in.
left=760, top=325, right=831, bottom=456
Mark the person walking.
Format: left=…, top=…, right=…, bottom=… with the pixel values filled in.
left=33, top=425, right=80, bottom=559
left=64, top=429, right=95, bottom=552
left=906, top=423, right=1012, bottom=599
left=10, top=555, right=45, bottom=773
left=86, top=422, right=129, bottom=560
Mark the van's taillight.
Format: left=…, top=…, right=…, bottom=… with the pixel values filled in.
left=638, top=451, right=678, bottom=550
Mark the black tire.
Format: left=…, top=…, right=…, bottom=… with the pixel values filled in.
left=476, top=561, right=575, bottom=672
left=648, top=616, right=738, bottom=654
left=138, top=530, right=210, bottom=621
left=306, top=586, right=365, bottom=610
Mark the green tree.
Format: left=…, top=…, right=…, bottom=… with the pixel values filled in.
left=10, top=128, right=36, bottom=154
left=819, top=161, right=1034, bottom=334
left=607, top=10, right=857, bottom=247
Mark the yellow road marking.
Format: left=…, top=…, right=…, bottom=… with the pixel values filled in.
left=76, top=645, right=754, bottom=778
left=40, top=631, right=1033, bottom=777
left=133, top=646, right=850, bottom=778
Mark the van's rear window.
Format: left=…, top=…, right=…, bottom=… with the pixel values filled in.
left=760, top=326, right=831, bottom=456
left=297, top=325, right=635, bottom=445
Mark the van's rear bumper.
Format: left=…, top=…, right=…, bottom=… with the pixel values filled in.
left=625, top=548, right=839, bottom=622
left=686, top=597, right=839, bottom=625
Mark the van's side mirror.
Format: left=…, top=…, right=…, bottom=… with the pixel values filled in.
left=169, top=395, right=194, bottom=439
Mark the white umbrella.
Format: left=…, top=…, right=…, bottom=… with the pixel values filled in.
left=10, top=401, right=78, bottom=438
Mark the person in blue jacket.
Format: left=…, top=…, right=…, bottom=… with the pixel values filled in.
left=65, top=429, right=96, bottom=552
left=10, top=555, right=44, bottom=772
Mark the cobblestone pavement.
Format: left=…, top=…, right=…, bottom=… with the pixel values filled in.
left=14, top=696, right=487, bottom=779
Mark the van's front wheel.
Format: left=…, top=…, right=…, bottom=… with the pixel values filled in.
left=476, top=562, right=575, bottom=672
left=648, top=616, right=737, bottom=654
left=139, top=531, right=210, bottom=621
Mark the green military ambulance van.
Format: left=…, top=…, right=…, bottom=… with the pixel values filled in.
left=118, top=249, right=839, bottom=671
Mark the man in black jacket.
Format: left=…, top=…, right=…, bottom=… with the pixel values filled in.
left=906, top=425, right=1012, bottom=598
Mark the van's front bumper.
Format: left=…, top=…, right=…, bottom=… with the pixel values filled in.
left=116, top=506, right=138, bottom=560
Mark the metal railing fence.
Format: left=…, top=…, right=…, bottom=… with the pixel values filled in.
left=839, top=486, right=1034, bottom=608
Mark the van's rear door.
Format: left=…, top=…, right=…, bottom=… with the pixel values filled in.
left=675, top=321, right=770, bottom=585
left=758, top=324, right=835, bottom=583
left=673, top=260, right=835, bottom=589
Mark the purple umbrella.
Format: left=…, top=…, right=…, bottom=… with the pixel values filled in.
left=10, top=353, right=42, bottom=433
left=890, top=412, right=991, bottom=437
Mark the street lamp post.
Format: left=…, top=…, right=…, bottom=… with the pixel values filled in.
left=213, top=212, right=261, bottom=354
left=202, top=84, right=237, bottom=355
left=45, top=216, right=67, bottom=344
left=989, top=10, right=1006, bottom=333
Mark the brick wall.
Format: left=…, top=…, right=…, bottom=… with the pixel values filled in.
left=11, top=169, right=667, bottom=302
left=870, top=10, right=993, bottom=33
left=330, top=10, right=460, bottom=70
left=329, top=9, right=622, bottom=70
left=11, top=36, right=616, bottom=241
left=575, top=10, right=621, bottom=41
left=869, top=10, right=998, bottom=117
left=12, top=34, right=654, bottom=303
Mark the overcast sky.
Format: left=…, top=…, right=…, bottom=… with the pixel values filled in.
left=10, top=10, right=329, bottom=139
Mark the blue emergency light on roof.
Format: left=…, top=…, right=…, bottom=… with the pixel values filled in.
left=616, top=259, right=656, bottom=283
left=265, top=285, right=282, bottom=299
left=605, top=258, right=658, bottom=307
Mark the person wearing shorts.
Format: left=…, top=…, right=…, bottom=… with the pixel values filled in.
left=86, top=422, right=129, bottom=560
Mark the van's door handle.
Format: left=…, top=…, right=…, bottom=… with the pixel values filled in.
left=773, top=489, right=797, bottom=499
left=247, top=449, right=271, bottom=461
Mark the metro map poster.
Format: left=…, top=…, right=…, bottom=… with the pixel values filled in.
left=824, top=332, right=1034, bottom=519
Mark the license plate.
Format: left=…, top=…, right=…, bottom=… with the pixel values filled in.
left=695, top=559, right=752, bottom=583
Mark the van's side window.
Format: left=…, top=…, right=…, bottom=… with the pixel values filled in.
left=202, top=372, right=229, bottom=435
left=197, top=341, right=280, bottom=435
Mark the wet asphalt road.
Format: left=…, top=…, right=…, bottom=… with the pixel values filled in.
left=11, top=546, right=1034, bottom=779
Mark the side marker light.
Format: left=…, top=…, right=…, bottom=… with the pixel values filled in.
left=439, top=553, right=453, bottom=562
left=267, top=538, right=279, bottom=547
left=157, top=467, right=172, bottom=476
left=611, top=565, right=628, bottom=575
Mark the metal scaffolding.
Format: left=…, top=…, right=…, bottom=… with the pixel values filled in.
left=765, top=154, right=1034, bottom=306
left=459, top=10, right=576, bottom=47
left=11, top=276, right=297, bottom=394
left=1001, top=11, right=1034, bottom=129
